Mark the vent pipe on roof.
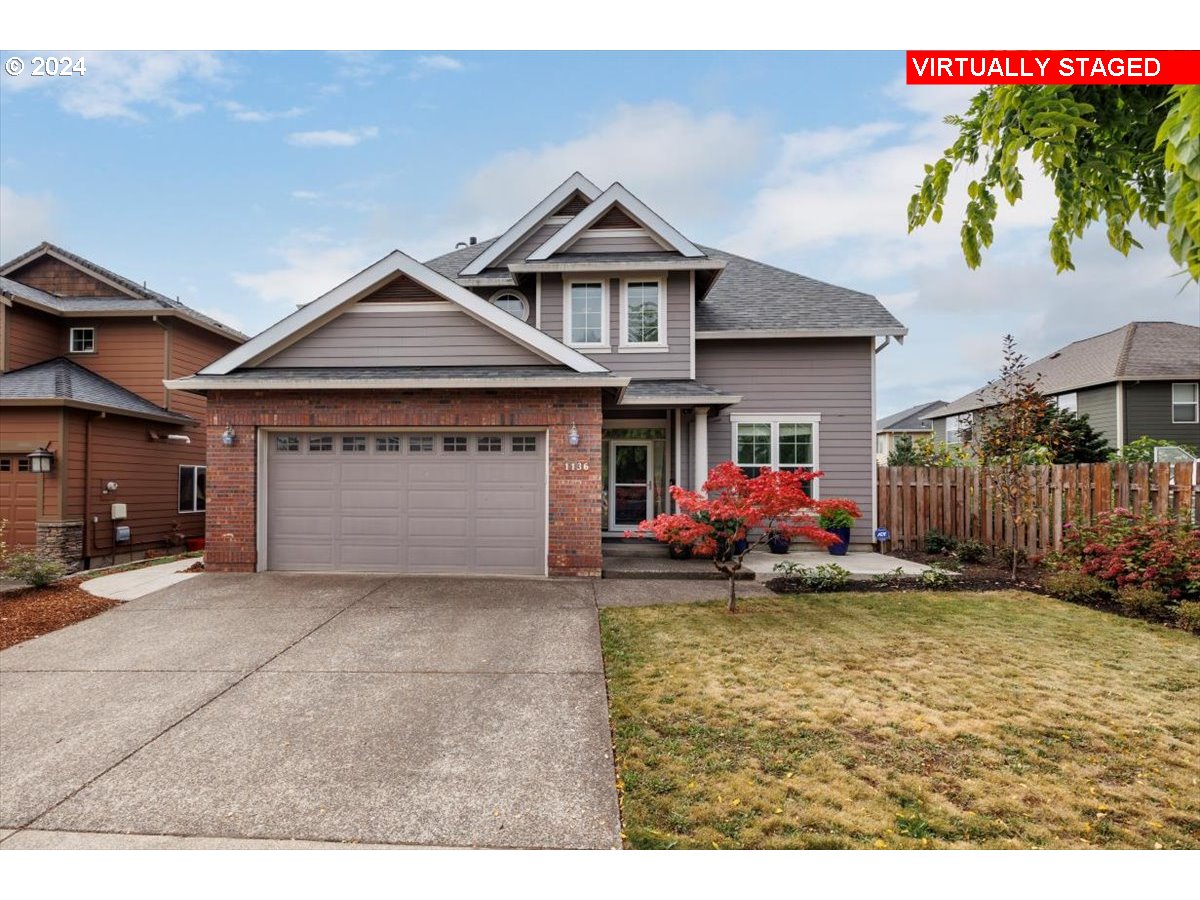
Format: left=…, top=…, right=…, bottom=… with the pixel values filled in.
left=469, top=236, right=477, bottom=245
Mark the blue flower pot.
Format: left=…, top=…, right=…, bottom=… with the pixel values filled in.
left=827, top=526, right=851, bottom=556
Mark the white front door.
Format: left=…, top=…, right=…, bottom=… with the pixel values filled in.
left=609, top=440, right=653, bottom=530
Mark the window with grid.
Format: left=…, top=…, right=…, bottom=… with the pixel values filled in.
left=342, top=436, right=367, bottom=452
left=69, top=327, right=95, bottom=353
left=735, top=423, right=772, bottom=478
left=376, top=436, right=402, bottom=452
left=0, top=458, right=11, bottom=471
left=1172, top=383, right=1199, bottom=423
left=17, top=458, right=31, bottom=472
left=409, top=436, right=433, bottom=453
left=179, top=465, right=206, bottom=513
left=512, top=436, right=537, bottom=452
left=625, top=281, right=661, bottom=344
left=308, top=436, right=333, bottom=452
left=568, top=282, right=604, bottom=346
left=443, top=436, right=468, bottom=452
left=477, top=436, right=502, bottom=452
left=734, top=420, right=818, bottom=494
left=275, top=435, right=299, bottom=452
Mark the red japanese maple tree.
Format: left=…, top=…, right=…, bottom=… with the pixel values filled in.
left=633, top=461, right=846, bottom=612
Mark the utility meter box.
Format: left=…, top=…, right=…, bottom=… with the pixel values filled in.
left=111, top=502, right=128, bottom=521
left=115, top=525, right=132, bottom=543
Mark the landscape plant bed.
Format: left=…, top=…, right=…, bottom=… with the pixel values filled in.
left=766, top=572, right=1053, bottom=596
left=0, top=580, right=122, bottom=650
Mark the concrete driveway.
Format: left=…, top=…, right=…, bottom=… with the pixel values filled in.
left=0, top=574, right=620, bottom=849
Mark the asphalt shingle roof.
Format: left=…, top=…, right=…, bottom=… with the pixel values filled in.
left=199, top=365, right=587, bottom=382
left=933, top=322, right=1200, bottom=418
left=877, top=400, right=947, bottom=432
left=621, top=379, right=739, bottom=402
left=0, top=243, right=247, bottom=340
left=0, top=357, right=193, bottom=423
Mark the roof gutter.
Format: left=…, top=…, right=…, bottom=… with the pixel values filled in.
left=165, top=374, right=632, bottom=392
left=0, top=397, right=194, bottom=425
left=696, top=327, right=908, bottom=340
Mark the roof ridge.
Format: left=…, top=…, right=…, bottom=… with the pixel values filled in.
left=697, top=244, right=877, bottom=301
left=1113, top=321, right=1138, bottom=378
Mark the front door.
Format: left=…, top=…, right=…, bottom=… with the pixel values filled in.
left=609, top=440, right=653, bottom=530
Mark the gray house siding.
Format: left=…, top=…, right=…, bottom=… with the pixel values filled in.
left=260, top=308, right=551, bottom=368
left=1124, top=380, right=1200, bottom=448
left=469, top=275, right=538, bottom=327
left=538, top=271, right=692, bottom=378
left=696, top=337, right=875, bottom=546
left=929, top=418, right=948, bottom=443
left=501, top=222, right=564, bottom=266
left=564, top=231, right=665, bottom=254
left=1075, top=383, right=1119, bottom=446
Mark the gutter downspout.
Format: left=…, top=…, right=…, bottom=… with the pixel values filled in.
left=874, top=335, right=892, bottom=354
left=1115, top=381, right=1125, bottom=450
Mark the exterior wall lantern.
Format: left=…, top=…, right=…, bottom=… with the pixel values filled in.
left=27, top=447, right=55, bottom=474
left=222, top=425, right=237, bottom=447
left=567, top=424, right=580, bottom=447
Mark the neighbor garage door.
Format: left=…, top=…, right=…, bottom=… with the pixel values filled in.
left=265, top=431, right=546, bottom=574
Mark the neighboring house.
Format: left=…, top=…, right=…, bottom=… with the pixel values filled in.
left=0, top=243, right=245, bottom=569
left=925, top=321, right=1200, bottom=453
left=875, top=400, right=946, bottom=463
left=169, top=173, right=907, bottom=577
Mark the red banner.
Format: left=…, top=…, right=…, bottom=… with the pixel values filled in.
left=906, top=51, right=1200, bottom=85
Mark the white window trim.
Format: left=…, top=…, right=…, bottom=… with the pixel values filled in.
left=1055, top=392, right=1078, bottom=414
left=945, top=414, right=968, bottom=445
left=618, top=274, right=667, bottom=350
left=488, top=288, right=530, bottom=323
left=69, top=326, right=96, bottom=354
left=563, top=277, right=610, bottom=349
left=177, top=464, right=206, bottom=514
left=1172, top=382, right=1200, bottom=424
left=729, top=413, right=821, bottom=498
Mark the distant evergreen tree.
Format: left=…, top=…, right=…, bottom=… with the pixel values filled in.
left=1045, top=408, right=1111, bottom=463
left=887, top=434, right=921, bottom=466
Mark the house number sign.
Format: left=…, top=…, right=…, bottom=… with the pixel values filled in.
left=564, top=461, right=590, bottom=471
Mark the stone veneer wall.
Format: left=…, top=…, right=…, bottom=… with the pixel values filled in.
left=35, top=521, right=84, bottom=573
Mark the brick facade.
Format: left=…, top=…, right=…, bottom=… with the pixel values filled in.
left=204, top=387, right=604, bottom=576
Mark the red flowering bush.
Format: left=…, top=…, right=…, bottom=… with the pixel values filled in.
left=1060, top=509, right=1200, bottom=601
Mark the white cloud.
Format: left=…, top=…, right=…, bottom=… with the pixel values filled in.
left=222, top=100, right=306, bottom=123
left=290, top=190, right=320, bottom=201
left=286, top=126, right=378, bottom=148
left=412, top=54, right=463, bottom=75
left=456, top=102, right=765, bottom=234
left=0, top=186, right=55, bottom=259
left=1, top=51, right=221, bottom=120
left=231, top=231, right=377, bottom=307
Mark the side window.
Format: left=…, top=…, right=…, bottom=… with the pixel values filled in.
left=179, top=465, right=206, bottom=513
left=69, top=327, right=96, bottom=353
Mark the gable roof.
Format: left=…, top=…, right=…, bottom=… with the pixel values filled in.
left=930, top=321, right=1200, bottom=419
left=877, top=400, right=946, bottom=432
left=199, top=250, right=611, bottom=376
left=0, top=243, right=246, bottom=340
left=0, top=357, right=193, bottom=424
left=459, top=172, right=602, bottom=276
left=527, top=183, right=705, bottom=261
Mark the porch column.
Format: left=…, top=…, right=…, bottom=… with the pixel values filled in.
left=673, top=408, right=682, bottom=511
left=693, top=406, right=709, bottom=495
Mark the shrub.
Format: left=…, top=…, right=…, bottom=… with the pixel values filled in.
left=1117, top=586, right=1171, bottom=618
left=1111, top=435, right=1199, bottom=463
left=1043, top=571, right=1115, bottom=604
left=871, top=567, right=909, bottom=589
left=923, top=529, right=957, bottom=555
left=4, top=551, right=66, bottom=587
left=1176, top=601, right=1200, bottom=633
left=954, top=539, right=987, bottom=563
left=1062, top=509, right=1200, bottom=600
left=774, top=562, right=852, bottom=592
left=918, top=563, right=956, bottom=588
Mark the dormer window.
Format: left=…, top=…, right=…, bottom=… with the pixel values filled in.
left=489, top=290, right=530, bottom=322
left=69, top=327, right=96, bottom=353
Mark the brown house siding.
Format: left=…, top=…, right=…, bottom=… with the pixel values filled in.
left=58, top=318, right=170, bottom=406
left=6, top=256, right=121, bottom=297
left=169, top=322, right=243, bottom=419
left=203, top=387, right=603, bottom=577
left=0, top=408, right=63, bottom=548
left=2, top=304, right=60, bottom=371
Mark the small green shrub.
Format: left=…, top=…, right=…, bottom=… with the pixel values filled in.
left=923, top=529, right=957, bottom=555
left=1043, top=571, right=1115, bottom=604
left=870, top=567, right=909, bottom=589
left=4, top=551, right=66, bottom=587
left=1176, top=601, right=1200, bottom=633
left=918, top=563, right=956, bottom=588
left=1117, top=586, right=1171, bottom=617
left=955, top=539, right=987, bottom=563
left=774, top=562, right=852, bottom=592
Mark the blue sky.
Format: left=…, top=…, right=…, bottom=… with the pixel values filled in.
left=2, top=50, right=1195, bottom=415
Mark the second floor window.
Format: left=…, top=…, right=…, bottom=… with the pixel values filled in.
left=624, top=281, right=663, bottom=345
left=1173, top=383, right=1199, bottom=424
left=568, top=282, right=605, bottom=346
left=69, top=327, right=96, bottom=353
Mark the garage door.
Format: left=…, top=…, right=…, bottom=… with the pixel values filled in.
left=266, top=431, right=546, bottom=574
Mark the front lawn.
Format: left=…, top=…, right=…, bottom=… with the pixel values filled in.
left=601, top=591, right=1200, bottom=849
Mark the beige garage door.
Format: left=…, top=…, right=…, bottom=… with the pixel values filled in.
left=266, top=431, right=546, bottom=574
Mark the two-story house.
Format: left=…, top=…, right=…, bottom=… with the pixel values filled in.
left=925, top=322, right=1200, bottom=454
left=169, top=174, right=906, bottom=577
left=0, top=243, right=244, bottom=569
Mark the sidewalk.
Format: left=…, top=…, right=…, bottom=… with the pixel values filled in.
left=81, top=558, right=199, bottom=601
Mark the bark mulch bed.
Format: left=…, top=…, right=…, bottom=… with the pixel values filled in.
left=181, top=560, right=205, bottom=574
left=766, top=551, right=1052, bottom=596
left=0, top=580, right=122, bottom=651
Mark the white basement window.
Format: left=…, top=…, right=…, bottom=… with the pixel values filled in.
left=178, top=465, right=206, bottom=513
left=1173, top=382, right=1199, bottom=423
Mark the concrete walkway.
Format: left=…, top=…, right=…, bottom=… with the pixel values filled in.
left=81, top=557, right=199, bottom=600
left=742, top=550, right=930, bottom=579
left=0, top=574, right=621, bottom=849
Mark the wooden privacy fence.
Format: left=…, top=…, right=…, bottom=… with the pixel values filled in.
left=876, top=462, right=1199, bottom=555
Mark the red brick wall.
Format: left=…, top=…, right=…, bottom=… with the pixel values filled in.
left=204, top=387, right=603, bottom=576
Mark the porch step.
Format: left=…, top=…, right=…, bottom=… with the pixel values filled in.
left=601, top=555, right=756, bottom=580
left=599, top=539, right=664, bottom=558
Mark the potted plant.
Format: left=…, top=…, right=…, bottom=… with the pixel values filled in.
left=767, top=530, right=792, bottom=554
left=818, top=500, right=861, bottom=556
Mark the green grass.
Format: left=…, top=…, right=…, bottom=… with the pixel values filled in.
left=600, top=591, right=1200, bottom=849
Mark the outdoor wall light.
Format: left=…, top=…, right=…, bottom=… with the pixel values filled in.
left=26, top=447, right=55, bottom=474
left=567, top=424, right=580, bottom=447
left=222, top=425, right=236, bottom=447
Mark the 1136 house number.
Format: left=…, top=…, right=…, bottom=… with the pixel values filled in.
left=564, top=461, right=590, bottom=471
